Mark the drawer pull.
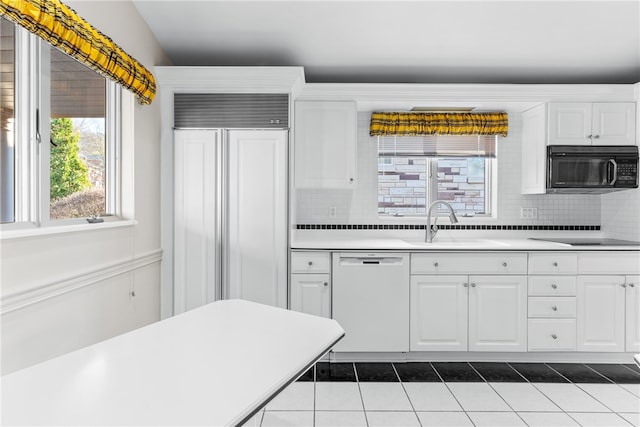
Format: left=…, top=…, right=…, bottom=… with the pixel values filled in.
left=621, top=283, right=627, bottom=288
left=551, top=306, right=558, bottom=311
left=552, top=262, right=558, bottom=267
left=308, top=261, right=313, bottom=266
left=470, top=283, right=476, bottom=288
left=434, top=262, right=439, bottom=267
left=551, top=334, right=558, bottom=340
left=551, top=284, right=558, bottom=289
left=502, top=262, right=507, bottom=267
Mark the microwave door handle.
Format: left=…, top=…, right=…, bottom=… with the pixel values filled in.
left=608, top=159, right=618, bottom=185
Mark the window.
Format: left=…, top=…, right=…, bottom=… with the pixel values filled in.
left=377, top=135, right=496, bottom=217
left=1, top=16, right=121, bottom=226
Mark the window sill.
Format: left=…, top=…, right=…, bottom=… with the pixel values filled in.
left=0, top=219, right=137, bottom=240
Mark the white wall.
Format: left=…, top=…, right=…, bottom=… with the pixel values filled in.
left=296, top=112, right=602, bottom=227
left=0, top=0, right=172, bottom=374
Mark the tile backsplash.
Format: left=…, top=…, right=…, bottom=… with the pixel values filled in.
left=296, top=111, right=640, bottom=236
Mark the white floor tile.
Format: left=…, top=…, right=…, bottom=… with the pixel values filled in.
left=619, top=412, right=640, bottom=427
left=416, top=411, right=474, bottom=426
left=446, top=382, right=512, bottom=412
left=314, top=411, right=367, bottom=427
left=365, top=411, right=421, bottom=427
left=490, top=382, right=561, bottom=412
left=622, top=384, right=640, bottom=398
left=358, top=383, right=413, bottom=411
left=266, top=382, right=314, bottom=411
left=533, top=383, right=610, bottom=413
left=578, top=384, right=640, bottom=413
left=567, top=412, right=633, bottom=427
left=466, top=411, right=526, bottom=426
left=403, top=382, right=462, bottom=411
left=315, top=382, right=363, bottom=411
left=261, top=411, right=314, bottom=427
left=517, top=412, right=580, bottom=427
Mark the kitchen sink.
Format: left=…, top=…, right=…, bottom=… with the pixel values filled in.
left=403, top=238, right=511, bottom=248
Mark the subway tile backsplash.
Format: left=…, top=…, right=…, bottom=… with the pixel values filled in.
left=296, top=111, right=639, bottom=237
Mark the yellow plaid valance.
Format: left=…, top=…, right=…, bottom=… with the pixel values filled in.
left=1, top=0, right=156, bottom=105
left=370, top=112, right=508, bottom=137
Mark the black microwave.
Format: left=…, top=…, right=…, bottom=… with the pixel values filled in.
left=547, top=145, right=639, bottom=194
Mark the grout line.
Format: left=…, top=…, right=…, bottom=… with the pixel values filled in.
left=352, top=362, right=370, bottom=427
left=391, top=363, right=424, bottom=427
left=312, top=364, right=317, bottom=427
left=431, top=363, right=477, bottom=427
left=580, top=363, right=616, bottom=384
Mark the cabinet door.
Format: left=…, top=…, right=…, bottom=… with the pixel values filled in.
left=468, top=276, right=527, bottom=352
left=521, top=104, right=547, bottom=194
left=290, top=274, right=331, bottom=319
left=548, top=103, right=592, bottom=145
left=174, top=129, right=219, bottom=314
left=410, top=275, right=468, bottom=351
left=227, top=130, right=288, bottom=308
left=294, top=101, right=357, bottom=188
left=626, top=275, right=640, bottom=352
left=577, top=275, right=625, bottom=352
left=592, top=103, right=636, bottom=146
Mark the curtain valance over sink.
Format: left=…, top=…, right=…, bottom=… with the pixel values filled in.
left=370, top=112, right=508, bottom=137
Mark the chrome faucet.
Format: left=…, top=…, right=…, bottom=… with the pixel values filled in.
left=426, top=200, right=459, bottom=243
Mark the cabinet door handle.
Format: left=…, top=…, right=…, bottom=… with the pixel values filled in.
left=502, top=262, right=507, bottom=267
left=349, top=178, right=354, bottom=182
left=308, top=261, right=313, bottom=266
left=593, top=135, right=600, bottom=139
left=551, top=334, right=558, bottom=339
left=587, top=134, right=593, bottom=139
left=552, top=262, right=558, bottom=267
left=323, top=282, right=328, bottom=287
left=551, top=284, right=558, bottom=289
left=463, top=283, right=469, bottom=288
left=470, top=283, right=476, bottom=288
left=629, top=283, right=635, bottom=288
left=551, top=306, right=558, bottom=311
left=621, top=283, right=628, bottom=288
left=434, top=262, right=439, bottom=267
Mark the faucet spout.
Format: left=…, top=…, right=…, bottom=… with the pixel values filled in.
left=426, top=200, right=459, bottom=243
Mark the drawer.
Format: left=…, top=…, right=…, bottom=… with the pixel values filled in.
left=528, top=276, right=577, bottom=296
left=578, top=252, right=640, bottom=275
left=528, top=252, right=577, bottom=275
left=291, top=252, right=331, bottom=273
left=528, top=319, right=576, bottom=351
left=528, top=297, right=576, bottom=318
left=411, top=252, right=527, bottom=275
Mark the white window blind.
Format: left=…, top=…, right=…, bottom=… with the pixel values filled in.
left=377, top=135, right=497, bottom=158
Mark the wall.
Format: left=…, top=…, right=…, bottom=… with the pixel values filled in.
left=296, top=111, right=601, bottom=228
left=0, top=1, right=172, bottom=374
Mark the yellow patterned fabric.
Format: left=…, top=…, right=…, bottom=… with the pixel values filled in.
left=1, top=0, right=156, bottom=104
left=370, top=112, right=508, bottom=137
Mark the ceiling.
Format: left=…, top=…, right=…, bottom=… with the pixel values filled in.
left=132, top=0, right=640, bottom=85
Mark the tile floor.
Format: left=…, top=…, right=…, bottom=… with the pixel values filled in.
left=242, top=362, right=640, bottom=427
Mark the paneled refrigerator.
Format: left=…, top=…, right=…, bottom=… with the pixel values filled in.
left=173, top=128, right=288, bottom=314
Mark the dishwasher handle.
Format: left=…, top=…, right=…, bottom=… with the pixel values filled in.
left=338, top=256, right=406, bottom=266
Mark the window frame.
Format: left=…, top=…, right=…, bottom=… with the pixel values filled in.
left=1, top=24, right=123, bottom=232
left=377, top=154, right=497, bottom=220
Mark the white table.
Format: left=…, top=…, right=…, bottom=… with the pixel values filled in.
left=1, top=300, right=344, bottom=426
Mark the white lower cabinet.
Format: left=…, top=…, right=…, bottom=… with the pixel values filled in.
left=290, top=252, right=331, bottom=319
left=468, top=276, right=528, bottom=352
left=410, top=271, right=527, bottom=352
left=577, top=275, right=626, bottom=352
left=626, top=276, right=640, bottom=352
left=290, top=274, right=331, bottom=318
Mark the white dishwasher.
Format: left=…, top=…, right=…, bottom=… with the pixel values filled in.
left=332, top=253, right=410, bottom=352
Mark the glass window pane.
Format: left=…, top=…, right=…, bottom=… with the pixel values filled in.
left=49, top=45, right=106, bottom=220
left=1, top=17, right=15, bottom=223
left=437, top=157, right=487, bottom=216
left=378, top=157, right=428, bottom=216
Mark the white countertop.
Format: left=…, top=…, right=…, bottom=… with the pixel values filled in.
left=291, top=232, right=640, bottom=251
left=1, top=300, right=345, bottom=426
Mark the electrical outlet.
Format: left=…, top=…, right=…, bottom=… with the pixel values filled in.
left=520, top=207, right=538, bottom=219
left=329, top=206, right=337, bottom=218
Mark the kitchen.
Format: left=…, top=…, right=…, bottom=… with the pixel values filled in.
left=2, top=1, right=640, bottom=426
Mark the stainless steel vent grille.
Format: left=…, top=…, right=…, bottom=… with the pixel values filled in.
left=174, top=93, right=289, bottom=128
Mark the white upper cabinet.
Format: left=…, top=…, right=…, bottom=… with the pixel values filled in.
left=521, top=104, right=548, bottom=194
left=548, top=102, right=636, bottom=146
left=294, top=101, right=357, bottom=188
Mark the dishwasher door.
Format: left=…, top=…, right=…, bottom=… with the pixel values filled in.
left=332, top=253, right=410, bottom=352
